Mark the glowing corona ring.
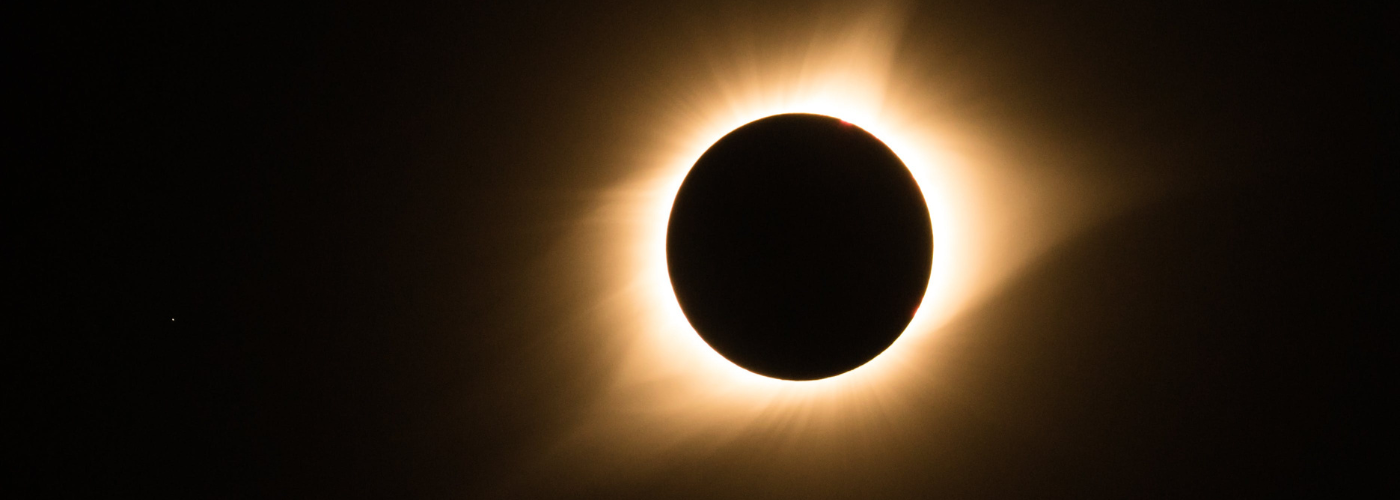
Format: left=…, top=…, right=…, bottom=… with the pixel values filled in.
left=599, top=10, right=970, bottom=407
left=544, top=6, right=1099, bottom=482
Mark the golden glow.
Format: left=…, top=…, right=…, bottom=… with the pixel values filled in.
left=607, top=11, right=956, bottom=393
left=523, top=4, right=1117, bottom=485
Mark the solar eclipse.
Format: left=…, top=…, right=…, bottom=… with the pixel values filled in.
left=578, top=6, right=1089, bottom=443
left=667, top=114, right=932, bottom=380
left=29, top=0, right=1377, bottom=497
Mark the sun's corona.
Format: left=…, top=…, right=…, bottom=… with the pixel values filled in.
left=549, top=6, right=1100, bottom=478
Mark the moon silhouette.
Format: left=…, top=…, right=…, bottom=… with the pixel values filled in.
left=666, top=113, right=933, bottom=380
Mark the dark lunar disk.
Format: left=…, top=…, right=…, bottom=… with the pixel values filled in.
left=666, top=113, right=933, bottom=380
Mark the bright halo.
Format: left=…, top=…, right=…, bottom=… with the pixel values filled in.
left=532, top=4, right=1106, bottom=483
left=611, top=17, right=967, bottom=399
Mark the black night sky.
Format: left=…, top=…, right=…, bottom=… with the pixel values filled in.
left=13, top=2, right=1390, bottom=498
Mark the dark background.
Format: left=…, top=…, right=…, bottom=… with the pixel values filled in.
left=11, top=1, right=1390, bottom=498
